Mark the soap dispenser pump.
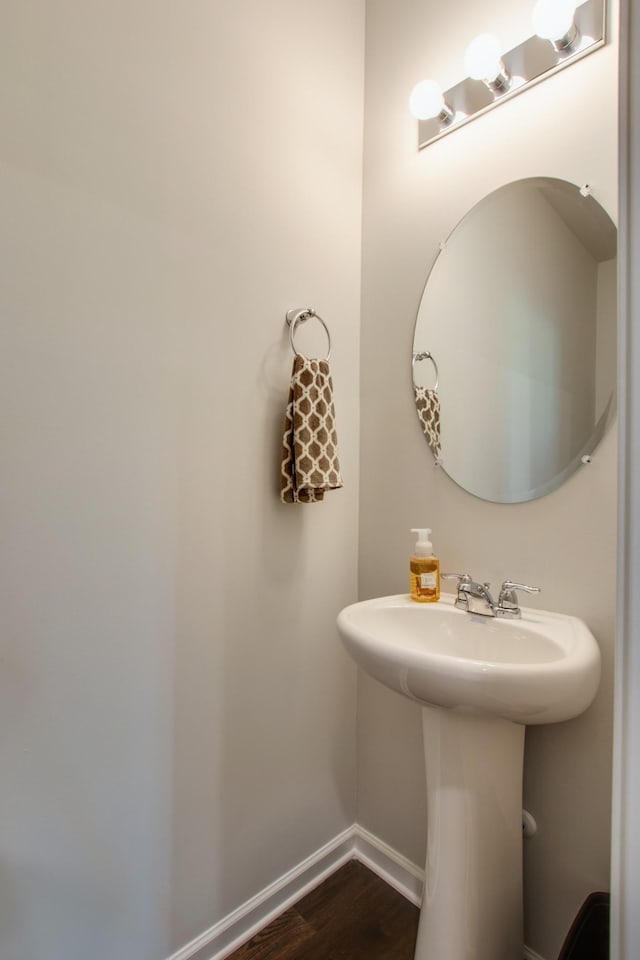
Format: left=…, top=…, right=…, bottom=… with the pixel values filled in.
left=409, top=528, right=440, bottom=603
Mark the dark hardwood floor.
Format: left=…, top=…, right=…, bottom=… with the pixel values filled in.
left=226, top=861, right=419, bottom=960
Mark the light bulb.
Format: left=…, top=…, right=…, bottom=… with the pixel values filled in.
left=464, top=33, right=504, bottom=83
left=409, top=79, right=446, bottom=120
left=532, top=0, right=577, bottom=41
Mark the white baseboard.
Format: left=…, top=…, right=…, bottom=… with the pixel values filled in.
left=168, top=827, right=356, bottom=960
left=351, top=824, right=424, bottom=907
left=167, top=824, right=545, bottom=960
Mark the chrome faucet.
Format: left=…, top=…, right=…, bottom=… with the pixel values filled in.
left=442, top=573, right=540, bottom=619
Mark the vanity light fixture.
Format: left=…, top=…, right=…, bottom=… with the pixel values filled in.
left=463, top=33, right=511, bottom=94
left=409, top=79, right=455, bottom=124
left=532, top=0, right=581, bottom=52
left=412, top=0, right=605, bottom=149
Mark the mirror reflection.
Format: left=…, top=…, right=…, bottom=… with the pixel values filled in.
left=412, top=177, right=617, bottom=503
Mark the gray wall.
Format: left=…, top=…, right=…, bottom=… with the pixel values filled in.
left=0, top=2, right=364, bottom=958
left=359, top=1, right=618, bottom=958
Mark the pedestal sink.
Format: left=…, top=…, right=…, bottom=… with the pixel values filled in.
left=337, top=594, right=601, bottom=960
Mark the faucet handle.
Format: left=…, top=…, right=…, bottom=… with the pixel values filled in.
left=497, top=580, right=541, bottom=616
left=441, top=573, right=473, bottom=611
left=442, top=573, right=491, bottom=590
left=499, top=579, right=540, bottom=596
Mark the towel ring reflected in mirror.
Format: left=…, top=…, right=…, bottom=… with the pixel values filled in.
left=286, top=307, right=332, bottom=361
left=412, top=350, right=439, bottom=391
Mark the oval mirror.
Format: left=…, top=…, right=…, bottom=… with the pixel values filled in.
left=412, top=177, right=617, bottom=503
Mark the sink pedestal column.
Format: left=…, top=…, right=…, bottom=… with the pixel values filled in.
left=414, top=706, right=525, bottom=960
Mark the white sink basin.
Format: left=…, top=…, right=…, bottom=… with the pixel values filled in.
left=337, top=593, right=601, bottom=724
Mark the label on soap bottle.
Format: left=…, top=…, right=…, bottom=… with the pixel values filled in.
left=420, top=572, right=437, bottom=589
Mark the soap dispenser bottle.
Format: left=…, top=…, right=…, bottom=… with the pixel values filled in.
left=409, top=528, right=440, bottom=603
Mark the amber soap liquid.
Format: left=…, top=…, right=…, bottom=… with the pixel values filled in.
left=409, top=556, right=440, bottom=602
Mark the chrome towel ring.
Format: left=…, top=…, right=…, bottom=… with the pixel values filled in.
left=286, top=308, right=332, bottom=360
left=412, top=350, right=439, bottom=390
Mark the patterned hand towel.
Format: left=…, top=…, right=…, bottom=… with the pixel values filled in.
left=280, top=355, right=343, bottom=503
left=414, top=385, right=441, bottom=461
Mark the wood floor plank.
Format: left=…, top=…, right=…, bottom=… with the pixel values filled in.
left=294, top=861, right=381, bottom=930
left=295, top=864, right=418, bottom=960
left=227, top=906, right=315, bottom=960
left=225, top=861, right=419, bottom=960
